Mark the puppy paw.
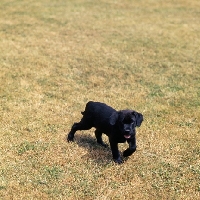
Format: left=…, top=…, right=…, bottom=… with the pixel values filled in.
left=98, top=141, right=108, bottom=148
left=67, top=133, right=74, bottom=142
left=102, top=143, right=109, bottom=148
left=123, top=149, right=132, bottom=157
left=114, top=157, right=123, bottom=164
left=123, top=148, right=136, bottom=157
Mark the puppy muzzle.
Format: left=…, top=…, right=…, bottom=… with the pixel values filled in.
left=124, top=131, right=132, bottom=139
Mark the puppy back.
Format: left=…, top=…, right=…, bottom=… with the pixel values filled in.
left=82, top=101, right=116, bottom=116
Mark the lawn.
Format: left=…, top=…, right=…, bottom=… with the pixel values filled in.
left=0, top=0, right=200, bottom=199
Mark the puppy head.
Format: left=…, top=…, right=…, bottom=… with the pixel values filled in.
left=109, top=110, right=143, bottom=139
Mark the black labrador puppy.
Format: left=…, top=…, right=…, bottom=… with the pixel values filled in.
left=67, top=101, right=143, bottom=164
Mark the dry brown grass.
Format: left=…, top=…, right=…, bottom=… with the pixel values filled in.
left=0, top=0, right=200, bottom=199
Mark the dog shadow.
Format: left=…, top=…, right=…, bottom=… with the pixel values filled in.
left=74, top=134, right=113, bottom=165
left=68, top=133, right=129, bottom=165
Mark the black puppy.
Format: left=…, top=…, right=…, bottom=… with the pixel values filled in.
left=67, top=101, right=143, bottom=164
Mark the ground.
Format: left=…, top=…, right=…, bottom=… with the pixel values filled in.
left=0, top=0, right=200, bottom=199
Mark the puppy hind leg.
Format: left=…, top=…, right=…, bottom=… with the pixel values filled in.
left=67, top=117, right=93, bottom=142
left=95, top=129, right=108, bottom=147
left=67, top=122, right=79, bottom=142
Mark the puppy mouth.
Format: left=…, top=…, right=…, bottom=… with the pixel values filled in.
left=124, top=135, right=131, bottom=139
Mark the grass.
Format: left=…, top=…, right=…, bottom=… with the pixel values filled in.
left=0, top=0, right=200, bottom=199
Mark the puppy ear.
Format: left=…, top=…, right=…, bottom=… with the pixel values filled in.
left=109, top=112, right=119, bottom=125
left=135, top=112, right=143, bottom=127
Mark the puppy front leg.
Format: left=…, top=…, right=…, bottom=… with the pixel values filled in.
left=123, top=136, right=137, bottom=157
left=109, top=139, right=123, bottom=164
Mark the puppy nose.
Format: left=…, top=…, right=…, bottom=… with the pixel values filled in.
left=125, top=129, right=131, bottom=132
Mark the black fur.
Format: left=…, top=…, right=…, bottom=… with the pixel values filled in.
left=67, top=101, right=143, bottom=164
